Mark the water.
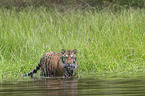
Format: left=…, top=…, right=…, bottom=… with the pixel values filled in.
left=1, top=74, right=145, bottom=96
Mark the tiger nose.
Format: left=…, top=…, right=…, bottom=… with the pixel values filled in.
left=67, top=61, right=71, bottom=64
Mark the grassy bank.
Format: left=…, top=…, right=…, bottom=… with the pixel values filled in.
left=0, top=8, right=145, bottom=79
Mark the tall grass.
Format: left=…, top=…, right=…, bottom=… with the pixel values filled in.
left=0, top=8, right=144, bottom=79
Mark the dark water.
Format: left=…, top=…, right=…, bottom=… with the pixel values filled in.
left=1, top=75, right=145, bottom=96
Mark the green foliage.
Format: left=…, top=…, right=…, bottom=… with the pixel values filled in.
left=0, top=8, right=145, bottom=79
left=0, top=0, right=144, bottom=10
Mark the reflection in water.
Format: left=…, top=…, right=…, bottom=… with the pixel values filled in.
left=40, top=78, right=78, bottom=96
left=0, top=78, right=78, bottom=96
left=78, top=78, right=145, bottom=96
left=1, top=76, right=145, bottom=96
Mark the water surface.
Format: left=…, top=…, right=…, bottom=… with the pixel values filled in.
left=1, top=74, right=145, bottom=96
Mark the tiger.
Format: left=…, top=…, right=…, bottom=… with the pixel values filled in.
left=23, top=49, right=77, bottom=78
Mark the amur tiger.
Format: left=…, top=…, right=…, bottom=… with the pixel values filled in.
left=23, top=49, right=77, bottom=78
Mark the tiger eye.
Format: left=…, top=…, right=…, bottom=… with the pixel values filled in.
left=71, top=55, right=74, bottom=59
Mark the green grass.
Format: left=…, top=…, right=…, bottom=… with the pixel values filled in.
left=0, top=8, right=145, bottom=79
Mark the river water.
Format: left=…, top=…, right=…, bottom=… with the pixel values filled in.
left=1, top=74, right=145, bottom=96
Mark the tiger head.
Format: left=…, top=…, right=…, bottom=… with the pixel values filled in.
left=61, top=49, right=77, bottom=77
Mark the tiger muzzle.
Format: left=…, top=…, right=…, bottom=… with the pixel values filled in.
left=63, top=63, right=76, bottom=69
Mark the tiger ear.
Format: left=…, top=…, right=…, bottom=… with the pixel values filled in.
left=73, top=49, right=77, bottom=54
left=61, top=49, right=65, bottom=54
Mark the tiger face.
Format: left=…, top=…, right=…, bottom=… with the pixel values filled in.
left=61, top=49, right=77, bottom=76
left=61, top=49, right=77, bottom=67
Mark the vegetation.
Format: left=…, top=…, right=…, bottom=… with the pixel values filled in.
left=0, top=8, right=144, bottom=79
left=0, top=0, right=144, bottom=10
